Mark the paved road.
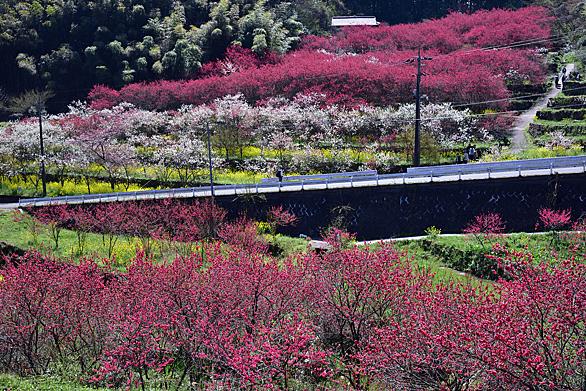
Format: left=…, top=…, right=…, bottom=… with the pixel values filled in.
left=1, top=163, right=584, bottom=211
left=510, top=64, right=575, bottom=153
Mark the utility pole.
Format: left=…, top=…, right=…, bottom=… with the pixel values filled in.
left=206, top=121, right=215, bottom=198
left=1, top=87, right=52, bottom=197
left=414, top=48, right=422, bottom=167
left=34, top=95, right=47, bottom=197
left=408, top=48, right=432, bottom=167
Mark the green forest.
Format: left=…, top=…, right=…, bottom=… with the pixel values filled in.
left=0, top=0, right=584, bottom=107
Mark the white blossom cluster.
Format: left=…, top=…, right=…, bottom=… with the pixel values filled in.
left=0, top=94, right=488, bottom=182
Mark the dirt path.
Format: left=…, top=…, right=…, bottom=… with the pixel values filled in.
left=510, top=63, right=575, bottom=153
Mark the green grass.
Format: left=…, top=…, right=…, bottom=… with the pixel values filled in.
left=363, top=238, right=483, bottom=285
left=0, top=210, right=143, bottom=266
left=433, top=232, right=585, bottom=263
left=409, top=231, right=585, bottom=270
left=534, top=118, right=586, bottom=126
left=269, top=234, right=310, bottom=257
left=384, top=239, right=487, bottom=286
left=0, top=211, right=309, bottom=268
left=0, top=373, right=106, bottom=391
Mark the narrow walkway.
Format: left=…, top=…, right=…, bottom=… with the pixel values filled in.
left=355, top=231, right=560, bottom=246
left=510, top=64, right=575, bottom=153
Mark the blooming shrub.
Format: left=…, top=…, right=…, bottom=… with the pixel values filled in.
left=266, top=205, right=298, bottom=234
left=537, top=208, right=573, bottom=248
left=0, top=233, right=584, bottom=389
left=537, top=208, right=572, bottom=231
left=463, top=212, right=506, bottom=248
left=88, top=7, right=551, bottom=111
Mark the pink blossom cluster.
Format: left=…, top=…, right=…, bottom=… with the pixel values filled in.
left=0, top=226, right=584, bottom=389
left=88, top=7, right=551, bottom=111
left=303, top=7, right=552, bottom=53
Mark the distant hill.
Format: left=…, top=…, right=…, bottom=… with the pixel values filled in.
left=0, top=0, right=582, bottom=108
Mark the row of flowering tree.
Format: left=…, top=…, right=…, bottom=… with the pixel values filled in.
left=302, top=7, right=553, bottom=53
left=0, top=95, right=490, bottom=194
left=0, top=220, right=583, bottom=389
left=24, top=199, right=302, bottom=261
left=88, top=47, right=547, bottom=111
left=87, top=7, right=552, bottom=110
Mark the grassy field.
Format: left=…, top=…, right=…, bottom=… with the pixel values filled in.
left=0, top=210, right=146, bottom=266
left=0, top=210, right=309, bottom=266
left=0, top=373, right=107, bottom=391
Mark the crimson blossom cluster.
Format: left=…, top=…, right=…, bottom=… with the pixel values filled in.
left=0, top=219, right=584, bottom=389
left=88, top=7, right=552, bottom=111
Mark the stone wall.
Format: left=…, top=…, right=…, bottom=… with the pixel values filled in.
left=215, top=173, right=586, bottom=240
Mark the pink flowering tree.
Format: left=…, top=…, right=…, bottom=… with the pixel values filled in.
left=463, top=212, right=506, bottom=249
left=537, top=208, right=573, bottom=247
left=30, top=205, right=72, bottom=249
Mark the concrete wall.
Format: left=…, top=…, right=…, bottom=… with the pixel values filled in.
left=215, top=173, right=586, bottom=240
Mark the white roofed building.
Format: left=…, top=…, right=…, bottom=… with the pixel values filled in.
left=331, top=16, right=380, bottom=27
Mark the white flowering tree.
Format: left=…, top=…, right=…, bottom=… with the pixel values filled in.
left=211, top=94, right=256, bottom=160
left=388, top=103, right=485, bottom=148
left=0, top=93, right=497, bottom=195
left=0, top=117, right=75, bottom=192
left=64, top=104, right=138, bottom=190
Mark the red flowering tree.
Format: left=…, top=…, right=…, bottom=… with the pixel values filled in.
left=87, top=7, right=551, bottom=111
left=537, top=208, right=573, bottom=247
left=463, top=212, right=506, bottom=248
left=0, top=253, right=111, bottom=376
left=474, top=250, right=586, bottom=389
left=266, top=205, right=298, bottom=235
left=304, top=245, right=428, bottom=388
left=30, top=205, right=71, bottom=249
left=537, top=208, right=572, bottom=231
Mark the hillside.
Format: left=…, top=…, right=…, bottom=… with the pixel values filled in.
left=0, top=0, right=575, bottom=107
left=90, top=7, right=553, bottom=111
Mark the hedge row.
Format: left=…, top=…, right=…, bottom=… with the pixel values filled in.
left=510, top=98, right=536, bottom=111
left=548, top=95, right=586, bottom=109
left=563, top=81, right=586, bottom=97
left=420, top=239, right=502, bottom=280
left=508, top=82, right=548, bottom=95
left=537, top=108, right=586, bottom=121
left=529, top=122, right=586, bottom=137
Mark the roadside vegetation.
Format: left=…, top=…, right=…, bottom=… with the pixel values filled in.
left=0, top=203, right=584, bottom=390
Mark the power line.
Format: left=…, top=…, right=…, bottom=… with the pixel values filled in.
left=410, top=48, right=433, bottom=167
left=451, top=86, right=586, bottom=108
left=414, top=102, right=586, bottom=123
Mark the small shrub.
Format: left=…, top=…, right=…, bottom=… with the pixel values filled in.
left=424, top=226, right=442, bottom=240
